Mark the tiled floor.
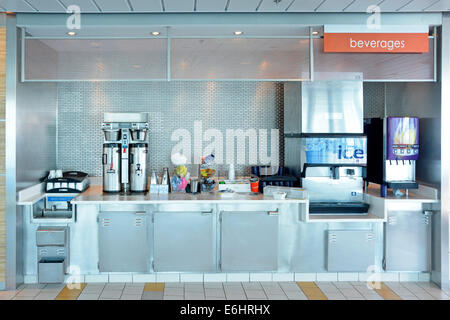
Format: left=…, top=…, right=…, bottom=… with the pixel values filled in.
left=0, top=281, right=449, bottom=300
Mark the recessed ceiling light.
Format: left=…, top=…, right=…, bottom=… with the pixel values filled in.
left=151, top=31, right=160, bottom=36
left=67, top=31, right=77, bottom=36
left=234, top=31, right=243, bottom=36
left=312, top=31, right=319, bottom=36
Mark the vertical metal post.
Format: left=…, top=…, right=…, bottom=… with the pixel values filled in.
left=440, top=14, right=450, bottom=290
left=309, top=27, right=314, bottom=82
left=5, top=14, right=19, bottom=290
left=434, top=26, right=437, bottom=82
left=167, top=26, right=171, bottom=82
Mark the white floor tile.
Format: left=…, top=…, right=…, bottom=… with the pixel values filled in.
left=109, top=274, right=133, bottom=283
left=242, top=282, right=262, bottom=289
left=164, top=295, right=184, bottom=300
left=227, top=273, right=249, bottom=282
left=205, top=288, right=226, bottom=298
left=379, top=272, right=399, bottom=282
left=418, top=273, right=431, bottom=282
left=339, top=288, right=364, bottom=298
left=294, top=273, right=316, bottom=282
left=337, top=273, right=359, bottom=281
left=180, top=274, right=203, bottom=283
left=316, top=273, right=338, bottom=282
left=104, top=283, right=125, bottom=290
left=244, top=290, right=267, bottom=299
left=132, top=274, right=156, bottom=283
left=225, top=294, right=247, bottom=300
left=204, top=282, right=224, bottom=289
left=250, top=273, right=272, bottom=282
left=164, top=287, right=184, bottom=296
left=266, top=294, right=288, bottom=300
left=332, top=281, right=353, bottom=288
left=399, top=273, right=419, bottom=282
left=272, top=273, right=294, bottom=282
left=156, top=273, right=180, bottom=283
left=185, top=293, right=205, bottom=300
left=77, top=293, right=100, bottom=300
left=85, top=275, right=109, bottom=283
left=120, top=294, right=142, bottom=300
left=100, top=290, right=122, bottom=299
left=324, top=293, right=347, bottom=300
left=204, top=273, right=227, bottom=282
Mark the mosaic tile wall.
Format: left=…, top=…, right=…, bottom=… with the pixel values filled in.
left=57, top=82, right=285, bottom=177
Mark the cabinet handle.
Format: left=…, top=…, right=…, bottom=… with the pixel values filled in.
left=268, top=209, right=279, bottom=216
left=201, top=210, right=213, bottom=215
left=135, top=211, right=147, bottom=216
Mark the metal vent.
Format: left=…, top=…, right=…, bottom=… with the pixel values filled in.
left=366, top=232, right=375, bottom=242
left=57, top=248, right=65, bottom=256
left=39, top=248, right=48, bottom=255
left=329, top=233, right=338, bottom=243
left=102, top=218, right=111, bottom=227
left=422, top=216, right=431, bottom=225
left=135, top=217, right=144, bottom=227
left=388, top=216, right=397, bottom=225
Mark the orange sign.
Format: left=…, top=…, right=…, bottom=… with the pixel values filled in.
left=324, top=33, right=429, bottom=53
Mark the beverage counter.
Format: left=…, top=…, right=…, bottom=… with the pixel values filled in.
left=15, top=182, right=439, bottom=284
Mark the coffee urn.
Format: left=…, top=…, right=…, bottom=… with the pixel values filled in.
left=130, top=143, right=148, bottom=192
left=101, top=113, right=149, bottom=193
left=102, top=143, right=121, bottom=192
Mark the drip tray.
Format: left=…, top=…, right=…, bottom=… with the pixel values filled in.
left=309, top=202, right=370, bottom=215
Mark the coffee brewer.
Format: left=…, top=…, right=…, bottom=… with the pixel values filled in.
left=102, top=113, right=149, bottom=193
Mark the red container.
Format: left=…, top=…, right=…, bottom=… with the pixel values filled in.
left=250, top=180, right=259, bottom=193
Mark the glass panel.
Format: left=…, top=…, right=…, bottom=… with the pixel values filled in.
left=171, top=38, right=310, bottom=80
left=313, top=38, right=434, bottom=81
left=25, top=39, right=167, bottom=80
left=302, top=137, right=367, bottom=165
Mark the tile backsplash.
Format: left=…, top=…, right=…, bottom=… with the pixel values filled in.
left=57, top=81, right=285, bottom=177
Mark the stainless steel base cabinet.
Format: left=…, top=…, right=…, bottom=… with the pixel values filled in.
left=98, top=211, right=149, bottom=272
left=153, top=210, right=216, bottom=272
left=220, top=211, right=279, bottom=271
left=385, top=211, right=431, bottom=272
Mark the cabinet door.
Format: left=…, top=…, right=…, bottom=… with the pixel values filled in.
left=385, top=211, right=431, bottom=272
left=98, top=211, right=149, bottom=272
left=153, top=210, right=216, bottom=272
left=221, top=211, right=279, bottom=271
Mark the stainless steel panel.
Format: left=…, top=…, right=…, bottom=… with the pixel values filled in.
left=98, top=211, right=149, bottom=272
left=327, top=230, right=376, bottom=272
left=38, top=260, right=65, bottom=284
left=36, top=227, right=66, bottom=246
left=153, top=211, right=216, bottom=272
left=16, top=83, right=57, bottom=192
left=439, top=14, right=450, bottom=290
left=104, top=112, right=148, bottom=123
left=221, top=211, right=278, bottom=271
left=302, top=176, right=364, bottom=202
left=385, top=211, right=431, bottom=272
left=301, top=81, right=364, bottom=134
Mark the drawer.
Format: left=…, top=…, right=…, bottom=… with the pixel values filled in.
left=38, top=258, right=65, bottom=284
left=36, top=227, right=67, bottom=246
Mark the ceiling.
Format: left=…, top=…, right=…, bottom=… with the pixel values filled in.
left=1, top=0, right=450, bottom=13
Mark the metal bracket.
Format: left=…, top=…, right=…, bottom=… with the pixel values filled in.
left=268, top=209, right=279, bottom=216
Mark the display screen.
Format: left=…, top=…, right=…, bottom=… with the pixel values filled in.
left=302, top=136, right=367, bottom=165
left=386, top=117, right=419, bottom=161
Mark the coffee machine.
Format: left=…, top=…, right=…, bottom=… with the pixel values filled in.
left=365, top=117, right=419, bottom=194
left=102, top=113, right=149, bottom=193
